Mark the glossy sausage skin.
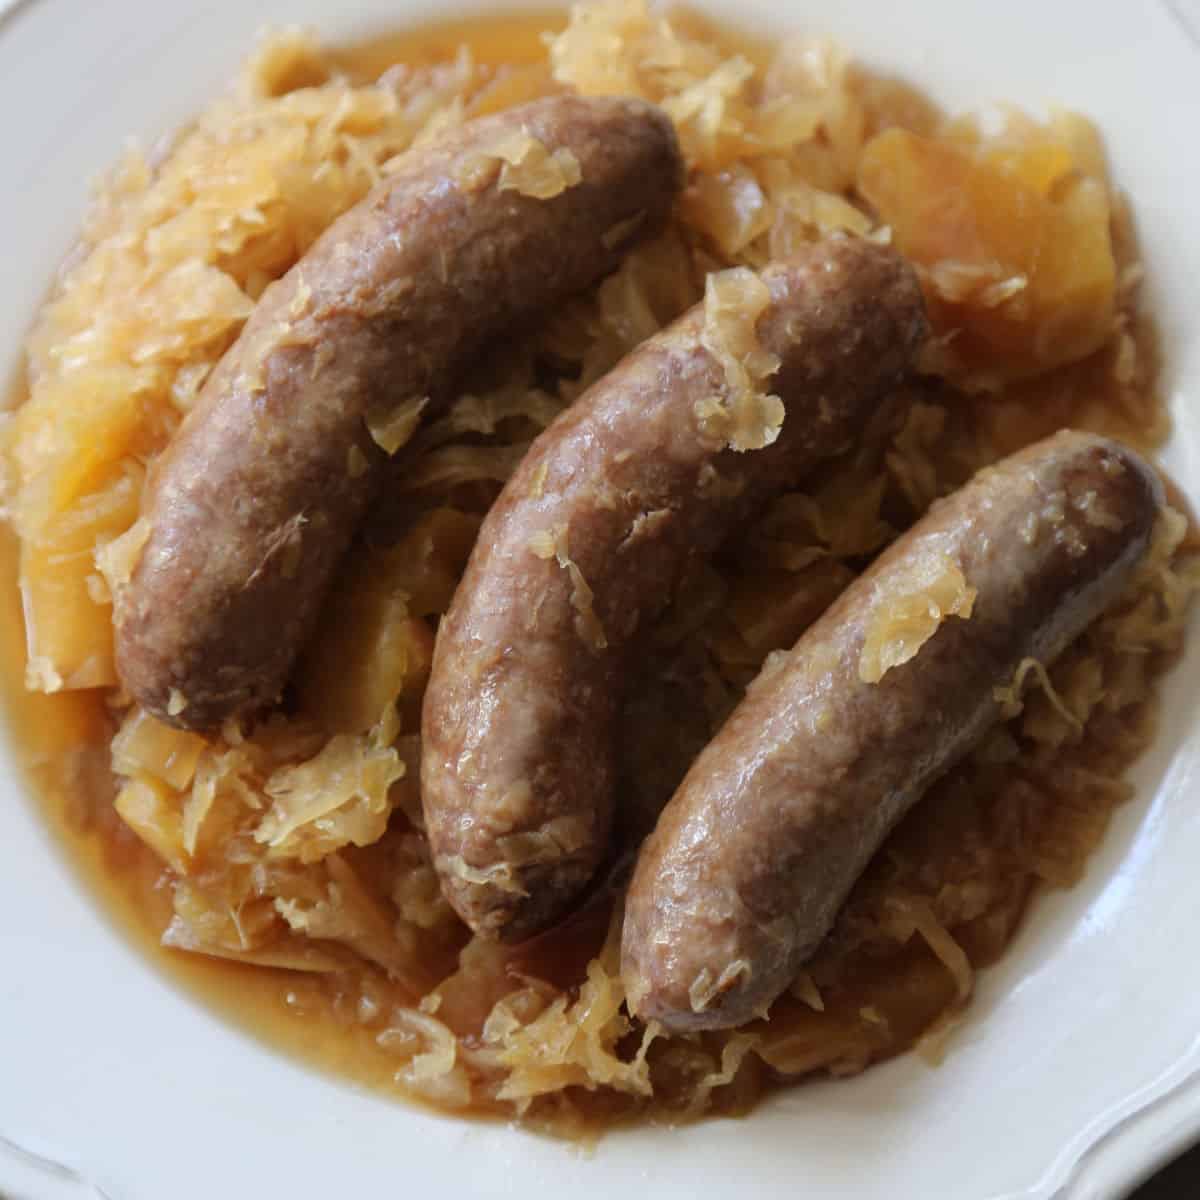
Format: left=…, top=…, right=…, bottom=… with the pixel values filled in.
left=421, top=238, right=930, bottom=942
left=621, top=430, right=1163, bottom=1031
left=113, top=95, right=683, bottom=731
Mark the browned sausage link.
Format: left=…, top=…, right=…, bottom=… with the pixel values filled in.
left=421, top=238, right=929, bottom=942
left=113, top=95, right=683, bottom=731
left=621, top=430, right=1163, bottom=1032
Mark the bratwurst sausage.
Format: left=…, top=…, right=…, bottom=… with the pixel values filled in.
left=114, top=95, right=683, bottom=731
left=621, top=430, right=1163, bottom=1032
left=421, top=237, right=930, bottom=942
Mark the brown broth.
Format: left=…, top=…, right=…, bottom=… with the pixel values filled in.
left=0, top=495, right=416, bottom=1101
left=331, top=11, right=566, bottom=80
left=0, top=12, right=596, bottom=1107
left=2, top=7, right=1191, bottom=1136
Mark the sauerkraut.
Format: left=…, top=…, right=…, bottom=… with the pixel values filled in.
left=858, top=552, right=976, bottom=683
left=530, top=522, right=608, bottom=649
left=695, top=267, right=784, bottom=451
left=3, top=0, right=1196, bottom=1137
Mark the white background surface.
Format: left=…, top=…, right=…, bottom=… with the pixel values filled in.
left=1, top=1, right=1198, bottom=1198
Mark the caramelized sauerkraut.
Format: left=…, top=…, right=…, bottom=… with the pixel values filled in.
left=858, top=552, right=976, bottom=683
left=695, top=267, right=783, bottom=451
left=3, top=1, right=1196, bottom=1137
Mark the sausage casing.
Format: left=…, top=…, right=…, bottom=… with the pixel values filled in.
left=114, top=95, right=683, bottom=730
left=621, top=430, right=1163, bottom=1031
left=421, top=237, right=929, bottom=941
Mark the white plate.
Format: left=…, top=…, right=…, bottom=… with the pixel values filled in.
left=1, top=1, right=1198, bottom=1197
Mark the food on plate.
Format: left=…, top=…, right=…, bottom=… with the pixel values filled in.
left=858, top=121, right=1117, bottom=381
left=622, top=431, right=1162, bottom=1030
left=3, top=0, right=1196, bottom=1136
left=422, top=237, right=928, bottom=942
left=113, top=93, right=684, bottom=732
